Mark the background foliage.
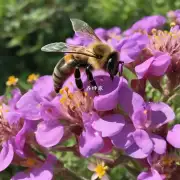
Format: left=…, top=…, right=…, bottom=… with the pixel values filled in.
left=1, top=0, right=180, bottom=179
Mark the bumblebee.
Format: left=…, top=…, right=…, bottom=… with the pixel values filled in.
left=41, top=19, right=123, bottom=93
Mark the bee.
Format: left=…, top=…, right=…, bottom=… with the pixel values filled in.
left=41, top=19, right=124, bottom=93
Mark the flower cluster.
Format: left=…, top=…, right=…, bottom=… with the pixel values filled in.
left=2, top=11, right=180, bottom=180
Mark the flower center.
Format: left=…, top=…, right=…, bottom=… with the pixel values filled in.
left=95, top=163, right=108, bottom=179
left=6, top=76, right=18, bottom=86
left=27, top=73, right=39, bottom=83
left=149, top=27, right=180, bottom=57
left=59, top=87, right=93, bottom=123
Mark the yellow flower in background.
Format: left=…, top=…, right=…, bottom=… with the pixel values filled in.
left=6, top=76, right=18, bottom=86
left=27, top=73, right=39, bottom=83
left=88, top=161, right=109, bottom=180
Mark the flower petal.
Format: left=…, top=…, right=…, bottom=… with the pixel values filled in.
left=126, top=143, right=149, bottom=159
left=135, top=57, right=154, bottom=79
left=16, top=90, right=42, bottom=120
left=91, top=173, right=98, bottom=180
left=150, top=53, right=171, bottom=76
left=150, top=134, right=166, bottom=154
left=93, top=77, right=128, bottom=111
left=33, top=75, right=54, bottom=99
left=0, top=140, right=14, bottom=171
left=167, top=124, right=180, bottom=148
left=133, top=129, right=153, bottom=154
left=92, top=114, right=125, bottom=137
left=119, top=84, right=144, bottom=116
left=132, top=109, right=147, bottom=129
left=40, top=101, right=61, bottom=121
left=35, top=120, right=64, bottom=148
left=87, top=163, right=96, bottom=171
left=79, top=127, right=104, bottom=157
left=102, top=174, right=110, bottom=180
left=111, top=123, right=134, bottom=149
left=137, top=168, right=162, bottom=180
left=149, top=102, right=175, bottom=128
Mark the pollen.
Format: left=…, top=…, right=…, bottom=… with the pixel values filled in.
left=27, top=73, right=39, bottom=83
left=151, top=28, right=157, bottom=34
left=64, top=54, right=72, bottom=63
left=20, top=158, right=37, bottom=168
left=143, top=110, right=148, bottom=114
left=170, top=22, right=176, bottom=27
left=95, top=162, right=108, bottom=179
left=6, top=76, right=18, bottom=86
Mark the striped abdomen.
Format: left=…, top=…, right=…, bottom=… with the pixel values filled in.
left=53, top=57, right=77, bottom=93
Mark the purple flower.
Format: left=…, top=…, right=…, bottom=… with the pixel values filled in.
left=56, top=71, right=128, bottom=157
left=135, top=52, right=171, bottom=79
left=111, top=84, right=175, bottom=158
left=0, top=106, right=36, bottom=171
left=123, top=15, right=166, bottom=35
left=167, top=124, right=180, bottom=148
left=115, top=32, right=149, bottom=64
left=16, top=90, right=62, bottom=121
left=33, top=75, right=55, bottom=100
left=11, top=154, right=57, bottom=180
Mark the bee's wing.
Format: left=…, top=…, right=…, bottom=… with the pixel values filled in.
left=70, top=18, right=101, bottom=42
left=41, top=42, right=97, bottom=57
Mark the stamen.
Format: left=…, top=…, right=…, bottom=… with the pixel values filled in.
left=27, top=73, right=39, bottom=83
left=6, top=76, right=18, bottom=86
left=170, top=22, right=176, bottom=27
left=152, top=28, right=157, bottom=34
left=95, top=162, right=108, bottom=179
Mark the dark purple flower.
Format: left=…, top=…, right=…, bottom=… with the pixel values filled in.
left=11, top=154, right=57, bottom=180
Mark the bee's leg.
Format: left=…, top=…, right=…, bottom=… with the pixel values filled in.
left=106, top=59, right=115, bottom=81
left=85, top=65, right=99, bottom=94
left=118, top=61, right=124, bottom=76
left=74, top=65, right=84, bottom=91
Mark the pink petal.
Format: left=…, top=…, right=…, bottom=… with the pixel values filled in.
left=126, top=143, right=149, bottom=159
left=92, top=114, right=125, bottom=137
left=35, top=120, right=64, bottom=148
left=167, top=124, right=180, bottom=148
left=133, top=129, right=153, bottom=154
left=0, top=140, right=14, bottom=171
left=151, top=134, right=166, bottom=154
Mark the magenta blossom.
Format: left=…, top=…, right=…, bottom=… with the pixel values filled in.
left=111, top=84, right=175, bottom=158
left=135, top=52, right=171, bottom=79
left=114, top=32, right=149, bottom=64
left=16, top=90, right=64, bottom=148
left=53, top=70, right=129, bottom=157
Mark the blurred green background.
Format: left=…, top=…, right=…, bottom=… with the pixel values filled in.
left=1, top=0, right=180, bottom=179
